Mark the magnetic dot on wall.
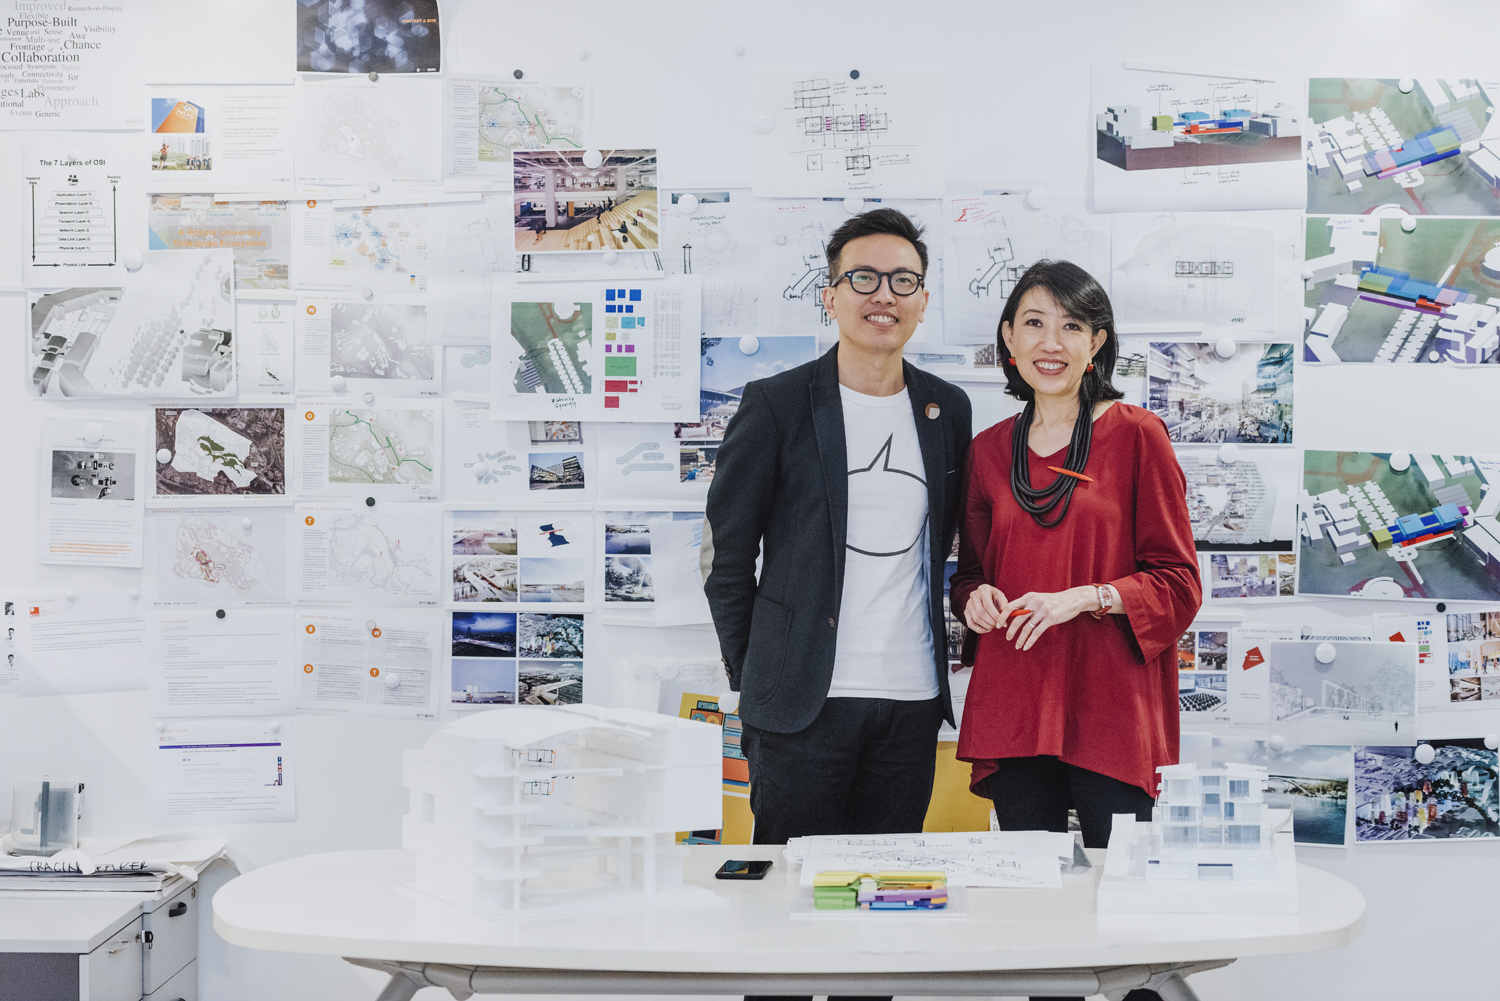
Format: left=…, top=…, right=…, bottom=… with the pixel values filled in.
left=738, top=335, right=759, bottom=355
left=1414, top=743, right=1436, bottom=765
left=383, top=672, right=401, bottom=690
left=734, top=45, right=746, bottom=56
left=127, top=588, right=139, bottom=601
left=156, top=448, right=172, bottom=464
left=1429, top=351, right=1441, bottom=362
left=1315, top=642, right=1336, bottom=664
left=1400, top=216, right=1416, bottom=233
left=1025, top=187, right=1049, bottom=210
left=1299, top=269, right=1314, bottom=282
left=154, top=720, right=166, bottom=732
left=331, top=375, right=348, bottom=392
left=602, top=251, right=618, bottom=265
left=363, top=392, right=374, bottom=404
left=1436, top=602, right=1447, bottom=613
left=1215, top=337, right=1237, bottom=359
left=368, top=71, right=378, bottom=82
left=471, top=462, right=489, bottom=480
left=1267, top=735, right=1285, bottom=752
left=123, top=250, right=144, bottom=271
left=215, top=609, right=225, bottom=620
left=718, top=691, right=740, bottom=714
left=1398, top=78, right=1414, bottom=93
left=81, top=422, right=102, bottom=443
left=1487, top=735, right=1499, bottom=750
left=843, top=197, right=864, bottom=214
left=241, top=518, right=253, bottom=533
left=361, top=287, right=373, bottom=299
left=268, top=721, right=281, bottom=733
left=753, top=113, right=774, bottom=135
left=581, top=148, right=603, bottom=168
left=1389, top=452, right=1411, bottom=472
left=578, top=50, right=590, bottom=61
left=677, top=193, right=700, bottom=215
left=1217, top=443, right=1241, bottom=465
left=849, top=69, right=860, bottom=80
left=513, top=69, right=524, bottom=80
left=65, top=591, right=77, bottom=602
left=365, top=496, right=376, bottom=507
left=774, top=234, right=787, bottom=245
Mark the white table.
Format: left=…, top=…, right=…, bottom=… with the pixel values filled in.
left=212, top=845, right=1364, bottom=1001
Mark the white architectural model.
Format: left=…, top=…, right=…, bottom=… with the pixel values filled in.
left=402, top=704, right=722, bottom=915
left=1099, top=763, right=1297, bottom=914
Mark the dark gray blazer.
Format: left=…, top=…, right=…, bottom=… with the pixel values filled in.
left=700, top=344, right=973, bottom=734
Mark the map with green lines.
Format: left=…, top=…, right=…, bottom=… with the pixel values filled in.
left=477, top=84, right=587, bottom=160
left=327, top=408, right=435, bottom=487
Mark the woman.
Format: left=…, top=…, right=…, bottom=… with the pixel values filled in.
left=951, top=259, right=1201, bottom=853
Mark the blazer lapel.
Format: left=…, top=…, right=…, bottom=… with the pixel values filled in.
left=904, top=362, right=947, bottom=556
left=810, top=344, right=848, bottom=601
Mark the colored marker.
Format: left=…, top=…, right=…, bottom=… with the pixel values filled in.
left=1008, top=608, right=1033, bottom=619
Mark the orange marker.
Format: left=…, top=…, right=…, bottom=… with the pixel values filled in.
left=1047, top=466, right=1094, bottom=483
left=1008, top=608, right=1033, bottom=619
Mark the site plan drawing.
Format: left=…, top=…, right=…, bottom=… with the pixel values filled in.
left=328, top=407, right=436, bottom=488
left=154, top=407, right=286, bottom=498
left=1091, top=64, right=1305, bottom=212
left=443, top=78, right=589, bottom=180
left=1299, top=450, right=1500, bottom=602
left=1303, top=215, right=1500, bottom=364
left=751, top=70, right=944, bottom=198
left=151, top=509, right=290, bottom=605
left=29, top=249, right=236, bottom=400
left=1307, top=78, right=1500, bottom=216
left=296, top=502, right=440, bottom=606
left=295, top=78, right=442, bottom=188
left=492, top=278, right=701, bottom=422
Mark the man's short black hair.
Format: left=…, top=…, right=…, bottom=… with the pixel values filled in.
left=824, top=207, right=928, bottom=280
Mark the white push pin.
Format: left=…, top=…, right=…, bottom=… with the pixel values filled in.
left=156, top=448, right=172, bottom=463
left=578, top=50, right=590, bottom=60
left=383, top=672, right=401, bottom=690
left=843, top=197, right=864, bottom=214
left=1217, top=442, right=1241, bottom=464
left=1025, top=187, right=1050, bottom=210
left=1398, top=78, right=1414, bottom=94
left=1414, top=743, right=1436, bottom=765
left=127, top=588, right=139, bottom=601
left=366, top=620, right=377, bottom=631
left=82, top=422, right=102, bottom=443
left=67, top=149, right=80, bottom=163
left=1390, top=452, right=1411, bottom=472
left=1429, top=350, right=1441, bottom=362
left=678, top=193, right=700, bottom=215
left=65, top=591, right=77, bottom=602
left=1215, top=337, right=1236, bottom=359
left=602, top=251, right=619, bottom=265
left=774, top=234, right=787, bottom=245
left=1267, top=734, right=1285, bottom=752
left=738, top=335, right=760, bottom=355
left=753, top=113, right=774, bottom=134
left=123, top=250, right=144, bottom=271
left=268, top=720, right=281, bottom=734
left=369, top=181, right=380, bottom=194
left=154, top=720, right=167, bottom=732
left=331, top=375, right=348, bottom=392
left=1315, top=642, right=1336, bottom=665
left=659, top=663, right=680, bottom=680
left=363, top=392, right=375, bottom=403
left=581, top=149, right=603, bottom=168
left=1299, top=269, right=1314, bottom=282
left=472, top=462, right=489, bottom=480
left=1400, top=216, right=1416, bottom=233
left=718, top=691, right=740, bottom=715
left=553, top=300, right=578, bottom=319
left=361, top=287, right=373, bottom=299
left=734, top=45, right=746, bottom=56
left=1486, top=735, right=1499, bottom=750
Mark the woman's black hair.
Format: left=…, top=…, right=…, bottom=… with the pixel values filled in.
left=996, top=260, right=1123, bottom=527
left=995, top=259, right=1124, bottom=403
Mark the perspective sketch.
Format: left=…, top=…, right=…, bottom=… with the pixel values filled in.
left=1144, top=341, right=1294, bottom=444
left=1266, top=640, right=1417, bottom=744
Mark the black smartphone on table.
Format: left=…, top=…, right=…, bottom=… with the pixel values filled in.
left=715, top=859, right=773, bottom=879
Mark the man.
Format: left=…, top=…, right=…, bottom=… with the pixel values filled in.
left=701, top=207, right=973, bottom=847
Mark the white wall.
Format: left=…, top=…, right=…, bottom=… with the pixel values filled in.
left=3, top=1, right=1499, bottom=998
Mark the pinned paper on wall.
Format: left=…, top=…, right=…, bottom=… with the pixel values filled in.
left=297, top=0, right=441, bottom=74
left=149, top=719, right=296, bottom=825
left=297, top=403, right=441, bottom=502
left=750, top=69, right=945, bottom=199
left=153, top=407, right=289, bottom=501
left=295, top=501, right=441, bottom=607
left=149, top=196, right=294, bottom=292
left=293, top=77, right=443, bottom=189
left=1090, top=64, right=1305, bottom=213
left=1177, top=446, right=1298, bottom=551
left=144, top=86, right=295, bottom=192
left=149, top=608, right=294, bottom=717
left=660, top=190, right=760, bottom=335
left=15, top=590, right=150, bottom=697
left=237, top=300, right=296, bottom=398
left=444, top=77, right=589, bottom=181
left=296, top=295, right=438, bottom=397
left=41, top=417, right=148, bottom=569
left=295, top=609, right=441, bottom=719
left=148, top=507, right=293, bottom=607
left=1261, top=640, right=1417, bottom=746
left=0, top=6, right=143, bottom=130
left=1209, top=737, right=1353, bottom=847
left=513, top=149, right=658, bottom=253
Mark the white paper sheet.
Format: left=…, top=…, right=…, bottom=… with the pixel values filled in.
left=1262, top=639, right=1417, bottom=745
left=1130, top=338, right=1294, bottom=445
left=1090, top=64, right=1306, bottom=212
left=0, top=602, right=17, bottom=695
left=295, top=608, right=441, bottom=719
left=149, top=196, right=294, bottom=292
left=751, top=70, right=945, bottom=199
left=21, top=135, right=139, bottom=284
left=29, top=249, right=236, bottom=400
left=593, top=421, right=702, bottom=503
left=441, top=399, right=530, bottom=505
left=149, top=719, right=296, bottom=825
left=1375, top=609, right=1472, bottom=712
left=294, top=199, right=428, bottom=294
left=235, top=299, right=295, bottom=397
left=659, top=190, right=760, bottom=335
left=148, top=507, right=293, bottom=606
left=0, top=3, right=143, bottom=130
left=491, top=277, right=701, bottom=422
left=41, top=416, right=147, bottom=568
left=793, top=832, right=1068, bottom=889
left=429, top=196, right=520, bottom=345
left=15, top=590, right=149, bottom=696
left=295, top=501, right=440, bottom=606
left=296, top=294, right=437, bottom=396
left=149, top=608, right=294, bottom=717
left=443, top=77, right=588, bottom=181
left=651, top=513, right=712, bottom=627
left=294, top=77, right=442, bottom=189
left=144, top=86, right=294, bottom=192
left=942, top=194, right=1111, bottom=345
left=297, top=402, right=440, bottom=501
left=1201, top=553, right=1298, bottom=602
left=450, top=510, right=592, bottom=608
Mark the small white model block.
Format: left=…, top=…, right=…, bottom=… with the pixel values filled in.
left=1098, top=763, right=1297, bottom=915
left=401, top=704, right=723, bottom=916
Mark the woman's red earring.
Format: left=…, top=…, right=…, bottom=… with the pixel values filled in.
left=1006, top=357, right=1018, bottom=367
left=1086, top=363, right=1095, bottom=372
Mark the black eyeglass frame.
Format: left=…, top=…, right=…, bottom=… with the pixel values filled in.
left=829, top=268, right=927, bottom=296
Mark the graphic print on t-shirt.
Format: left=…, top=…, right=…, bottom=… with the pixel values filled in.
left=847, top=434, right=927, bottom=557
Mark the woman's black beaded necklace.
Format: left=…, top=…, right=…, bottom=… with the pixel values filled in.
left=1009, top=385, right=1095, bottom=528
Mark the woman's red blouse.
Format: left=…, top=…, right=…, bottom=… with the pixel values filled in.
left=950, top=403, right=1202, bottom=797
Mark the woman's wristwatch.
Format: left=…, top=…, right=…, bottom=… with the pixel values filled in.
left=1087, top=583, right=1113, bottom=620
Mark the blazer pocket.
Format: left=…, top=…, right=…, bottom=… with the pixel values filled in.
left=742, top=594, right=793, bottom=704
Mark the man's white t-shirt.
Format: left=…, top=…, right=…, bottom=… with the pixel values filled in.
left=827, top=384, right=939, bottom=700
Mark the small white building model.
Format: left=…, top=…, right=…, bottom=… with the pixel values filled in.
left=402, top=704, right=723, bottom=916
left=1099, top=762, right=1296, bottom=914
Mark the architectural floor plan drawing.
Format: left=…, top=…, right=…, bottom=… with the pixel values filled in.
left=660, top=190, right=758, bottom=336
left=1111, top=211, right=1300, bottom=335
left=1307, top=78, right=1500, bottom=216
left=943, top=195, right=1109, bottom=344
left=1091, top=64, right=1305, bottom=212
left=1298, top=450, right=1500, bottom=603
left=1303, top=215, right=1500, bottom=364
left=751, top=70, right=944, bottom=198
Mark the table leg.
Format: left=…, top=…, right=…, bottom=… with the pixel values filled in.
left=372, top=969, right=424, bottom=1001
left=1151, top=971, right=1202, bottom=1001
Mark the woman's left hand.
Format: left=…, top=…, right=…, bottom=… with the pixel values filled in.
left=1001, top=587, right=1096, bottom=652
